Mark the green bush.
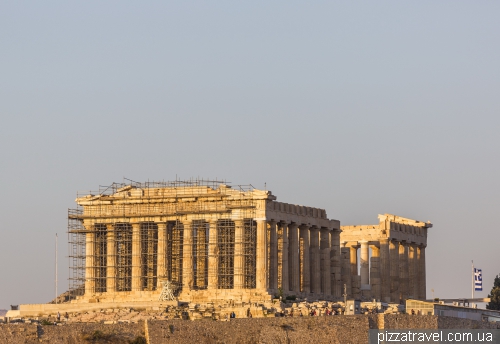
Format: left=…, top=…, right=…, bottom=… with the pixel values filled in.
left=82, top=330, right=108, bottom=341
left=129, top=336, right=147, bottom=344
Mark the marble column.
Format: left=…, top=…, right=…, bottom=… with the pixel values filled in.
left=288, top=223, right=300, bottom=293
left=196, top=222, right=207, bottom=288
left=389, top=240, right=400, bottom=302
left=331, top=230, right=342, bottom=298
left=412, top=243, right=419, bottom=299
left=106, top=224, right=115, bottom=293
left=309, top=226, right=321, bottom=294
left=234, top=219, right=245, bottom=289
left=299, top=224, right=310, bottom=293
left=370, top=245, right=381, bottom=301
left=360, top=240, right=370, bottom=289
left=256, top=219, right=268, bottom=289
left=131, top=223, right=142, bottom=291
left=418, top=245, right=426, bottom=300
left=340, top=245, right=352, bottom=298
left=408, top=243, right=417, bottom=299
left=280, top=221, right=290, bottom=292
left=399, top=242, right=409, bottom=301
left=145, top=226, right=156, bottom=291
left=156, top=223, right=167, bottom=287
left=320, top=228, right=331, bottom=296
left=268, top=220, right=278, bottom=290
left=207, top=220, right=218, bottom=289
left=350, top=245, right=358, bottom=277
left=350, top=244, right=361, bottom=299
left=181, top=222, right=193, bottom=291
left=379, top=238, right=390, bottom=302
left=84, top=224, right=95, bottom=295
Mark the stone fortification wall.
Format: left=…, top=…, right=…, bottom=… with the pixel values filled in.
left=384, top=314, right=439, bottom=329
left=0, top=323, right=38, bottom=344
left=437, top=316, right=500, bottom=329
left=1, top=315, right=499, bottom=344
left=147, top=316, right=371, bottom=344
left=383, top=314, right=500, bottom=330
left=0, top=322, right=144, bottom=344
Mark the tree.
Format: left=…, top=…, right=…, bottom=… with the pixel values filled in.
left=486, top=274, right=500, bottom=310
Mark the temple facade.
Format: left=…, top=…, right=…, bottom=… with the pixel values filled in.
left=69, top=180, right=341, bottom=303
left=340, top=214, right=432, bottom=303
left=68, top=179, right=431, bottom=304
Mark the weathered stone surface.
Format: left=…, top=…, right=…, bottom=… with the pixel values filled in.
left=1, top=315, right=499, bottom=344
left=69, top=181, right=342, bottom=305
left=147, top=317, right=370, bottom=344
left=0, top=322, right=144, bottom=344
left=341, top=214, right=432, bottom=303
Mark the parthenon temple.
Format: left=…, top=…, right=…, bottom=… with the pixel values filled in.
left=68, top=179, right=432, bottom=304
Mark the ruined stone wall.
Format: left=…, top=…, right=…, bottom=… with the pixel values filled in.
left=437, top=316, right=500, bottom=329
left=0, top=323, right=38, bottom=344
left=384, top=314, right=439, bottom=329
left=0, top=322, right=144, bottom=344
left=383, top=314, right=500, bottom=330
left=147, top=316, right=371, bottom=344
left=1, top=315, right=499, bottom=344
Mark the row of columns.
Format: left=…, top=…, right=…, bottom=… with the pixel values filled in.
left=84, top=219, right=266, bottom=294
left=84, top=219, right=342, bottom=299
left=342, top=239, right=426, bottom=302
left=267, top=221, right=342, bottom=298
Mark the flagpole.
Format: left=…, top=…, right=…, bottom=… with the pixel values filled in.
left=55, top=233, right=58, bottom=304
left=471, top=260, right=474, bottom=300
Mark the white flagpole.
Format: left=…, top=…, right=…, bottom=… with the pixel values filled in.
left=55, top=233, right=58, bottom=304
left=471, top=260, right=474, bottom=300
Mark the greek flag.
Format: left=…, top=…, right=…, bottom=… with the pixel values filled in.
left=474, top=268, right=483, bottom=291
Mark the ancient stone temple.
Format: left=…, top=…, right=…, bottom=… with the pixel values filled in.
left=68, top=179, right=342, bottom=303
left=340, top=214, right=432, bottom=303
left=68, top=179, right=432, bottom=305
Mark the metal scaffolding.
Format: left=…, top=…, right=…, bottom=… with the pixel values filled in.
left=140, top=222, right=158, bottom=291
left=192, top=220, right=208, bottom=289
left=243, top=219, right=257, bottom=289
left=217, top=219, right=235, bottom=289
left=115, top=223, right=132, bottom=292
left=167, top=221, right=183, bottom=287
left=68, top=210, right=85, bottom=299
left=277, top=225, right=283, bottom=289
left=94, top=224, right=107, bottom=293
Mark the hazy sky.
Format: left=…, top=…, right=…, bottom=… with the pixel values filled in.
left=1, top=2, right=499, bottom=309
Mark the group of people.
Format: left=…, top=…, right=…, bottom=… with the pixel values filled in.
left=310, top=308, right=340, bottom=316
left=55, top=312, right=69, bottom=323
left=284, top=307, right=342, bottom=317
left=225, top=310, right=255, bottom=320
left=227, top=308, right=343, bottom=319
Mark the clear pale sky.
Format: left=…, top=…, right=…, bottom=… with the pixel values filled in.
left=1, top=2, right=499, bottom=310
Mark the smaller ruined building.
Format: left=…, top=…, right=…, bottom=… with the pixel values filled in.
left=68, top=179, right=431, bottom=304
left=341, top=214, right=432, bottom=303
